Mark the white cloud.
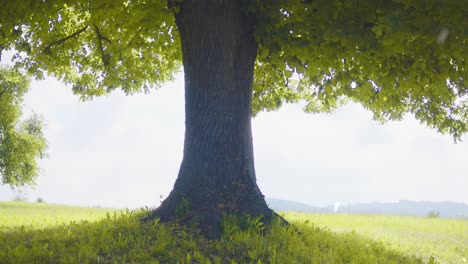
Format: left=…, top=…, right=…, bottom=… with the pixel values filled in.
left=252, top=102, right=468, bottom=206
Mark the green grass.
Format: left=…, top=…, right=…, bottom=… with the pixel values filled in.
left=285, top=212, right=468, bottom=264
left=0, top=202, right=464, bottom=263
left=0, top=202, right=118, bottom=229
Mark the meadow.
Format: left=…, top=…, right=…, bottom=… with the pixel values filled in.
left=287, top=213, right=467, bottom=264
left=0, top=202, right=118, bottom=229
left=0, top=202, right=466, bottom=263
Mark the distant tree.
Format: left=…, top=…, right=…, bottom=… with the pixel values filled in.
left=36, top=197, right=45, bottom=203
left=12, top=195, right=27, bottom=202
left=0, top=67, right=47, bottom=188
left=1, top=0, right=466, bottom=237
left=427, top=210, right=440, bottom=218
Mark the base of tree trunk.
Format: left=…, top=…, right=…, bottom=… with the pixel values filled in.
left=144, top=185, right=287, bottom=239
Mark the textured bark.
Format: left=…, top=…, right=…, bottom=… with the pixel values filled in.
left=151, top=0, right=277, bottom=238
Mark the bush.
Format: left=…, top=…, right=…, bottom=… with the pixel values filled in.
left=427, top=210, right=440, bottom=218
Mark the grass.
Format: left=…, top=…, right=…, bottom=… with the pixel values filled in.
left=0, top=201, right=118, bottom=229
left=286, top=212, right=468, bottom=264
left=0, top=202, right=465, bottom=263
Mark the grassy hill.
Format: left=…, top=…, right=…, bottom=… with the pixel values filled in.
left=1, top=202, right=466, bottom=263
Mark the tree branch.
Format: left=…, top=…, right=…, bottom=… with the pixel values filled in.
left=93, top=24, right=111, bottom=67
left=0, top=44, right=4, bottom=62
left=93, top=24, right=111, bottom=43
left=0, top=87, right=7, bottom=99
left=43, top=25, right=89, bottom=54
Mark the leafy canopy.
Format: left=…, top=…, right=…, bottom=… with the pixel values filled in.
left=1, top=0, right=466, bottom=140
left=0, top=67, right=48, bottom=187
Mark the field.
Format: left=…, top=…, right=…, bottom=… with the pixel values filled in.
left=0, top=202, right=118, bottom=229
left=0, top=202, right=466, bottom=263
left=287, top=212, right=467, bottom=264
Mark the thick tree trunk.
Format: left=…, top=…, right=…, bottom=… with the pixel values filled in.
left=152, top=0, right=276, bottom=238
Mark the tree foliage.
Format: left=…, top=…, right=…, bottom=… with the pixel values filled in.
left=0, top=67, right=47, bottom=187
left=0, top=0, right=466, bottom=140
left=250, top=0, right=467, bottom=141
left=0, top=0, right=181, bottom=98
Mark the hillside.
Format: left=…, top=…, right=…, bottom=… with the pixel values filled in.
left=267, top=198, right=468, bottom=218
left=0, top=202, right=432, bottom=263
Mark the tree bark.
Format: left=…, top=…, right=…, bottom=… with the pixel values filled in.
left=152, top=0, right=276, bottom=238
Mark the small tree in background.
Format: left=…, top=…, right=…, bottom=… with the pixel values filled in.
left=0, top=67, right=48, bottom=188
left=427, top=210, right=440, bottom=218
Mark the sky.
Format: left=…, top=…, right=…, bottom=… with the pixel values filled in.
left=1, top=64, right=467, bottom=209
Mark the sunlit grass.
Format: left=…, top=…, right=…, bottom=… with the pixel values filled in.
left=0, top=201, right=117, bottom=230
left=1, top=202, right=464, bottom=263
left=285, top=212, right=468, bottom=264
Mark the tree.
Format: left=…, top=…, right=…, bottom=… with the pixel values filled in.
left=0, top=67, right=48, bottom=187
left=1, top=0, right=466, bottom=237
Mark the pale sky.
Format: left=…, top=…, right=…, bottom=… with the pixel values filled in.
left=1, top=63, right=467, bottom=209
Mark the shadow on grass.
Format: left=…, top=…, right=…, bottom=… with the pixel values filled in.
left=0, top=209, right=430, bottom=263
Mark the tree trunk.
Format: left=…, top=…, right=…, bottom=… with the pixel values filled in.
left=152, top=0, right=276, bottom=238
